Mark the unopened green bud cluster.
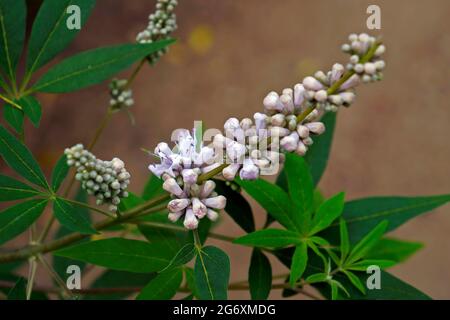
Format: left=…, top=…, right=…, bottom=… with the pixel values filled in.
left=109, top=79, right=134, bottom=112
left=65, top=144, right=130, bottom=212
left=136, top=0, right=178, bottom=64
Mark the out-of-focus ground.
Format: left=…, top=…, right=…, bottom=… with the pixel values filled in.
left=1, top=0, right=449, bottom=299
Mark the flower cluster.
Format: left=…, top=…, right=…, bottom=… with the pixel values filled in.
left=109, top=78, right=134, bottom=112
left=164, top=178, right=226, bottom=229
left=342, top=33, right=386, bottom=83
left=136, top=0, right=178, bottom=64
left=65, top=144, right=131, bottom=212
left=148, top=33, right=386, bottom=229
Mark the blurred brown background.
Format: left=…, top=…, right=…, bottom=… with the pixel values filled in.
left=1, top=0, right=449, bottom=299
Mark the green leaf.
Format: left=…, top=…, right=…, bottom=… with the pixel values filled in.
left=366, top=238, right=423, bottom=264
left=26, top=0, right=96, bottom=74
left=185, top=267, right=199, bottom=298
left=0, top=0, right=26, bottom=78
left=347, top=220, right=388, bottom=265
left=161, top=243, right=196, bottom=272
left=84, top=270, right=155, bottom=300
left=214, top=180, right=255, bottom=233
left=234, top=229, right=302, bottom=248
left=305, top=112, right=336, bottom=186
left=346, top=259, right=395, bottom=271
left=54, top=238, right=173, bottom=273
left=236, top=178, right=297, bottom=231
left=284, top=153, right=314, bottom=232
left=142, top=174, right=165, bottom=200
left=33, top=40, right=175, bottom=93
left=7, top=277, right=26, bottom=300
left=339, top=195, right=450, bottom=244
left=137, top=268, right=183, bottom=300
left=0, top=174, right=40, bottom=201
left=289, top=242, right=308, bottom=287
left=51, top=154, right=69, bottom=192
left=305, top=273, right=327, bottom=284
left=53, top=188, right=91, bottom=279
left=118, top=191, right=145, bottom=211
left=342, top=270, right=366, bottom=294
left=249, top=249, right=272, bottom=300
left=3, top=104, right=23, bottom=133
left=194, top=246, right=230, bottom=300
left=309, top=192, right=345, bottom=235
left=19, top=96, right=42, bottom=127
left=138, top=224, right=187, bottom=255
left=0, top=199, right=48, bottom=245
left=53, top=198, right=96, bottom=234
left=339, top=218, right=350, bottom=261
left=0, top=125, right=48, bottom=189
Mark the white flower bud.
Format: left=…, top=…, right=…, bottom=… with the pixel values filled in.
left=239, top=159, right=259, bottom=180
left=253, top=112, right=268, bottom=131
left=240, top=118, right=253, bottom=130
left=280, top=133, right=299, bottom=152
left=271, top=114, right=285, bottom=126
left=330, top=63, right=344, bottom=83
left=206, top=209, right=219, bottom=221
left=340, top=92, right=356, bottom=105
left=192, top=197, right=207, bottom=218
left=314, top=90, right=328, bottom=102
left=163, top=178, right=184, bottom=197
left=280, top=94, right=294, bottom=113
left=200, top=180, right=216, bottom=198
left=222, top=164, right=241, bottom=181
left=374, top=44, right=385, bottom=57
left=181, top=169, right=198, bottom=185
left=328, top=94, right=343, bottom=105
left=303, top=76, right=324, bottom=91
left=226, top=141, right=246, bottom=161
left=111, top=158, right=125, bottom=171
left=168, top=198, right=190, bottom=212
left=168, top=211, right=184, bottom=222
left=224, top=117, right=240, bottom=133
left=263, top=91, right=280, bottom=111
left=295, top=141, right=308, bottom=156
left=374, top=60, right=385, bottom=70
left=354, top=64, right=364, bottom=73
left=364, top=62, right=376, bottom=75
left=293, top=84, right=305, bottom=106
left=296, top=125, right=310, bottom=139
left=305, top=122, right=325, bottom=135
left=350, top=55, right=359, bottom=64
left=183, top=208, right=198, bottom=230
left=340, top=74, right=360, bottom=90
left=203, top=195, right=227, bottom=210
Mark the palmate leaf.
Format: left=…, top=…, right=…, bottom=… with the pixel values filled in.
left=323, top=194, right=450, bottom=244
left=54, top=238, right=174, bottom=273
left=236, top=177, right=298, bottom=231
left=138, top=224, right=187, bottom=255
left=32, top=40, right=175, bottom=93
left=249, top=249, right=272, bottom=300
left=309, top=192, right=345, bottom=235
left=0, top=174, right=41, bottom=201
left=0, top=125, right=49, bottom=189
left=51, top=154, right=70, bottom=192
left=214, top=180, right=255, bottom=233
left=53, top=188, right=91, bottom=279
left=0, top=0, right=26, bottom=78
left=26, top=0, right=97, bottom=74
left=19, top=96, right=42, bottom=128
left=284, top=153, right=314, bottom=233
left=346, top=220, right=388, bottom=265
left=53, top=198, right=96, bottom=234
left=289, top=242, right=308, bottom=287
left=304, top=112, right=337, bottom=186
left=160, top=243, right=196, bottom=272
left=137, top=268, right=183, bottom=300
left=366, top=237, right=423, bottom=264
left=0, top=199, right=48, bottom=245
left=194, top=246, right=230, bottom=300
left=234, top=229, right=302, bottom=248
left=3, top=103, right=24, bottom=133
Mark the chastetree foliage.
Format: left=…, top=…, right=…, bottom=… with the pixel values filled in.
left=0, top=0, right=448, bottom=301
